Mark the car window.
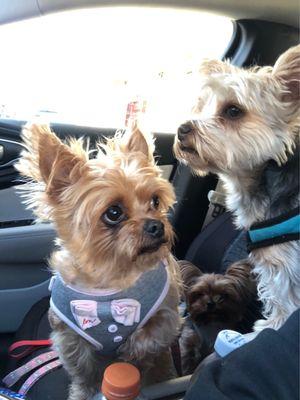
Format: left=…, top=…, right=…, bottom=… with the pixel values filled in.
left=0, top=7, right=232, bottom=132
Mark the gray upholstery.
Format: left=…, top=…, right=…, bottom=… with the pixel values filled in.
left=0, top=187, right=56, bottom=332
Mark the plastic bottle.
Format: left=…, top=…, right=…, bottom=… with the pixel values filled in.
left=92, top=362, right=141, bottom=400
left=214, top=329, right=249, bottom=357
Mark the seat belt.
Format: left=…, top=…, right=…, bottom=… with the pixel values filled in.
left=202, top=180, right=227, bottom=229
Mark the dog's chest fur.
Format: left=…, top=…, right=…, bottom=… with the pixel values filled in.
left=220, top=147, right=300, bottom=330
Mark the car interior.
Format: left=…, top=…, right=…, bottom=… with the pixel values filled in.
left=0, top=0, right=299, bottom=399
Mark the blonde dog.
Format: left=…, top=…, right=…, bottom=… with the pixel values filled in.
left=174, top=45, right=300, bottom=331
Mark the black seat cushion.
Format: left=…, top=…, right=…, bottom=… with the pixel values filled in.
left=185, top=212, right=247, bottom=273
left=184, top=212, right=262, bottom=333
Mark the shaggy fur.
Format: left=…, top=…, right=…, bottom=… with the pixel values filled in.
left=179, top=260, right=257, bottom=374
left=16, top=124, right=181, bottom=400
left=174, top=45, right=300, bottom=331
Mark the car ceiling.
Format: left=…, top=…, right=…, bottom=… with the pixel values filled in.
left=0, top=0, right=299, bottom=28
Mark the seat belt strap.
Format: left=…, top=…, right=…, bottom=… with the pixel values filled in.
left=202, top=181, right=227, bottom=229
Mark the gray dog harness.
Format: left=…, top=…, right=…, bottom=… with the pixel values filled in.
left=49, top=261, right=170, bottom=356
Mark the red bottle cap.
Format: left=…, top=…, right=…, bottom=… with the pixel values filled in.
left=101, top=362, right=141, bottom=400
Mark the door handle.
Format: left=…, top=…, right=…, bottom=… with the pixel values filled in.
left=0, top=138, right=25, bottom=177
left=0, top=138, right=25, bottom=169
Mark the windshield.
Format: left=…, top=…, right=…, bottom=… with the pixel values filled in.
left=0, top=7, right=233, bottom=132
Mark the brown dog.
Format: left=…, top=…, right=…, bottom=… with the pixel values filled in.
left=16, top=124, right=181, bottom=399
left=179, top=260, right=257, bottom=374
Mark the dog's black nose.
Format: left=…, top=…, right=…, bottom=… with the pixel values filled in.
left=177, top=122, right=193, bottom=140
left=207, top=301, right=215, bottom=310
left=143, top=219, right=164, bottom=239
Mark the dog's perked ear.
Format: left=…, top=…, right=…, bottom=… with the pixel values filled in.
left=272, top=45, right=300, bottom=104
left=121, top=124, right=155, bottom=163
left=17, top=124, right=87, bottom=199
left=178, top=260, right=203, bottom=293
left=198, top=58, right=233, bottom=75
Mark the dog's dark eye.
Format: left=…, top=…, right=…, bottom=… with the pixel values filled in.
left=150, top=195, right=160, bottom=210
left=223, top=105, right=244, bottom=120
left=102, top=205, right=124, bottom=226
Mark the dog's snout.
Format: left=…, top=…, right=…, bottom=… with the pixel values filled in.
left=177, top=122, right=193, bottom=140
left=207, top=300, right=215, bottom=310
left=143, top=219, right=164, bottom=239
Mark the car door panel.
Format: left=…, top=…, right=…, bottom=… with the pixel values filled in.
left=0, top=222, right=55, bottom=332
left=0, top=224, right=55, bottom=265
left=0, top=186, right=34, bottom=224
left=0, top=279, right=51, bottom=332
left=0, top=122, right=25, bottom=188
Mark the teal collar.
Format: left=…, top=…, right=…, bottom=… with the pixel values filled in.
left=247, top=206, right=300, bottom=252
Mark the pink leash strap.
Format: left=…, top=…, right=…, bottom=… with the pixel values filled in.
left=9, top=339, right=53, bottom=359
left=2, top=350, right=59, bottom=388
left=18, top=359, right=62, bottom=396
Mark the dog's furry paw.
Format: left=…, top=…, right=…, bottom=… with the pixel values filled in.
left=68, top=382, right=96, bottom=400
left=254, top=315, right=287, bottom=331
left=179, top=324, right=204, bottom=375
